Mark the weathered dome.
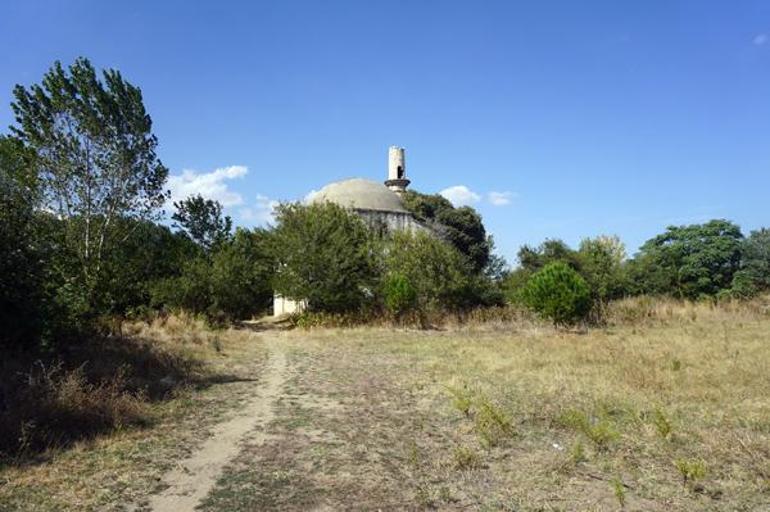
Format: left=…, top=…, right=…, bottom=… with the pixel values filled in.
left=309, top=178, right=407, bottom=213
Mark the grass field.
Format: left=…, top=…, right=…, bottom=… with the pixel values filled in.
left=1, top=299, right=769, bottom=511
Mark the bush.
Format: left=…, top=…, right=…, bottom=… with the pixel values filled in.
left=0, top=136, right=44, bottom=350
left=382, top=272, right=418, bottom=319
left=521, top=262, right=592, bottom=326
left=272, top=202, right=378, bottom=313
left=384, top=231, right=474, bottom=312
left=150, top=228, right=273, bottom=322
left=207, top=228, right=273, bottom=320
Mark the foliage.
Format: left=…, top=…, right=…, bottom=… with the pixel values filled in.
left=207, top=228, right=274, bottom=320
left=577, top=235, right=629, bottom=312
left=517, top=238, right=582, bottom=273
left=384, top=231, right=476, bottom=312
left=151, top=257, right=211, bottom=316
left=0, top=136, right=43, bottom=349
left=10, top=57, right=168, bottom=317
left=172, top=194, right=233, bottom=252
left=504, top=239, right=583, bottom=303
left=632, top=220, right=743, bottom=299
left=674, top=458, right=707, bottom=485
left=271, top=202, right=378, bottom=313
left=731, top=228, right=770, bottom=297
left=151, top=228, right=273, bottom=321
left=382, top=272, right=418, bottom=319
left=402, top=190, right=491, bottom=272
left=521, top=262, right=592, bottom=325
left=99, top=219, right=199, bottom=315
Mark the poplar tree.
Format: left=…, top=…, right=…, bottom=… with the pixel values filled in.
left=11, top=58, right=168, bottom=303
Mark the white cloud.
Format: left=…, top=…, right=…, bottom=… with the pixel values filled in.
left=167, top=165, right=248, bottom=207
left=754, top=33, right=767, bottom=46
left=488, top=191, right=514, bottom=206
left=439, top=185, right=481, bottom=207
left=239, top=194, right=279, bottom=225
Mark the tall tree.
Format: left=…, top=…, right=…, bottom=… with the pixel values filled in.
left=577, top=235, right=628, bottom=305
left=271, top=202, right=378, bottom=313
left=633, top=219, right=743, bottom=299
left=0, top=136, right=42, bottom=348
left=172, top=194, right=233, bottom=251
left=10, top=58, right=168, bottom=300
left=731, top=228, right=770, bottom=296
left=402, top=190, right=491, bottom=272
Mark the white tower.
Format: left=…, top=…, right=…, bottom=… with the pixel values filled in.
left=384, top=146, right=410, bottom=193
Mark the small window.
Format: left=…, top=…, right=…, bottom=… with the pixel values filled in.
left=397, top=166, right=404, bottom=179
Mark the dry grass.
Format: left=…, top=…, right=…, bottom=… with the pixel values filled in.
left=0, top=314, right=268, bottom=511
left=202, top=298, right=770, bottom=510
left=2, top=300, right=769, bottom=510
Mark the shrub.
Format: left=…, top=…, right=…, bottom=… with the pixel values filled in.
left=384, top=231, right=474, bottom=312
left=272, top=202, right=378, bottom=313
left=382, top=272, right=418, bottom=319
left=521, top=262, right=592, bottom=326
left=0, top=362, right=148, bottom=458
left=207, top=228, right=273, bottom=320
left=151, top=228, right=273, bottom=322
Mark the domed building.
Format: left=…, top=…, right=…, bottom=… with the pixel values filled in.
left=273, top=146, right=427, bottom=316
left=308, top=177, right=424, bottom=235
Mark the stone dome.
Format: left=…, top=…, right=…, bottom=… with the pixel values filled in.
left=309, top=178, right=407, bottom=213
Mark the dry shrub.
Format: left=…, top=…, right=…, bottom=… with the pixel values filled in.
left=0, top=362, right=148, bottom=459
left=606, top=294, right=770, bottom=327
left=440, top=305, right=540, bottom=330
left=0, top=313, right=217, bottom=462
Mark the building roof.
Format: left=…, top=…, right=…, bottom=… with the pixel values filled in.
left=309, top=178, right=408, bottom=213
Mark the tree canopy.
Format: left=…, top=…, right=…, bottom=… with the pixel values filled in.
left=402, top=190, right=491, bottom=273
left=271, top=202, right=378, bottom=313
left=10, top=57, right=168, bottom=299
left=633, top=219, right=743, bottom=299
left=172, top=194, right=233, bottom=251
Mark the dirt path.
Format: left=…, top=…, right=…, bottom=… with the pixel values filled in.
left=145, top=337, right=287, bottom=512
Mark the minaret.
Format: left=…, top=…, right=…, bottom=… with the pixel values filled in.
left=384, top=146, right=410, bottom=194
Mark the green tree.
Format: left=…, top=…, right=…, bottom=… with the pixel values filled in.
left=151, top=228, right=273, bottom=321
left=0, top=136, right=43, bottom=348
left=731, top=228, right=770, bottom=297
left=517, top=239, right=581, bottom=273
left=172, top=194, right=233, bottom=251
left=633, top=220, right=743, bottom=299
left=402, top=190, right=491, bottom=272
left=271, top=202, right=378, bottom=313
left=381, top=272, right=418, bottom=319
left=504, top=239, right=581, bottom=303
left=151, top=258, right=211, bottom=315
left=384, top=231, right=475, bottom=311
left=521, top=262, right=592, bottom=326
left=11, top=57, right=168, bottom=311
left=577, top=235, right=629, bottom=306
left=100, top=219, right=199, bottom=315
left=208, top=228, right=274, bottom=320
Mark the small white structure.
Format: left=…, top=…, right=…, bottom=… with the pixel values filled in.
left=384, top=146, right=410, bottom=194
left=272, top=146, right=425, bottom=317
left=273, top=295, right=306, bottom=315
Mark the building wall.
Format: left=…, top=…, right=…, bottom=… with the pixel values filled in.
left=355, top=209, right=429, bottom=236
left=273, top=294, right=306, bottom=316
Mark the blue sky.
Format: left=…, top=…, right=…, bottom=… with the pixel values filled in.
left=2, top=1, right=769, bottom=263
